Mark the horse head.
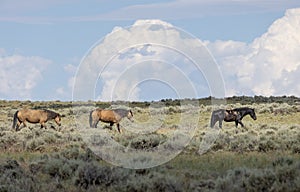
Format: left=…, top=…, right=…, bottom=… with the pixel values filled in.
left=54, top=114, right=62, bottom=126
left=250, top=108, right=257, bottom=120
left=127, top=110, right=134, bottom=122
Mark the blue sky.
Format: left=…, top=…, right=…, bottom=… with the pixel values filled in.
left=1, top=0, right=300, bottom=101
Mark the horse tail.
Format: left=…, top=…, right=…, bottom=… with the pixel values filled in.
left=210, top=111, right=215, bottom=128
left=89, top=110, right=94, bottom=128
left=12, top=110, right=19, bottom=130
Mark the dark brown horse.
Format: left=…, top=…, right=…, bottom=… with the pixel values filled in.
left=89, top=108, right=133, bottom=133
left=210, top=107, right=257, bottom=128
left=12, top=109, right=62, bottom=131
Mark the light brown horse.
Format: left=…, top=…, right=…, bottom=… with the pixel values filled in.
left=12, top=109, right=62, bottom=131
left=89, top=108, right=133, bottom=133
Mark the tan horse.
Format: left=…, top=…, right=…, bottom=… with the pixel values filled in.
left=12, top=109, right=62, bottom=131
left=89, top=108, right=133, bottom=133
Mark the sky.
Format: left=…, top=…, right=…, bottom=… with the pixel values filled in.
left=1, top=0, right=300, bottom=101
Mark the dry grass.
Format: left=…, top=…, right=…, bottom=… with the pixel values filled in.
left=0, top=100, right=299, bottom=191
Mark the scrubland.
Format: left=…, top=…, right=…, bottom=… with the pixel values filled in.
left=0, top=98, right=299, bottom=191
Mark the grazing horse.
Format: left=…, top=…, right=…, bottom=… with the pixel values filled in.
left=12, top=109, right=62, bottom=131
left=210, top=107, right=257, bottom=128
left=89, top=108, right=134, bottom=133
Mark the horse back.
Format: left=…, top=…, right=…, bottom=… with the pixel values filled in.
left=17, top=109, right=38, bottom=123
left=18, top=109, right=52, bottom=123
left=99, top=110, right=121, bottom=123
left=223, top=109, right=238, bottom=122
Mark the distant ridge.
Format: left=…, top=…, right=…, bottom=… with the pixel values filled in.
left=1, top=96, right=299, bottom=109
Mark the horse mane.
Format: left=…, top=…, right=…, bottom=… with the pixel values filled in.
left=44, top=109, right=59, bottom=119
left=113, top=109, right=129, bottom=117
left=233, top=107, right=253, bottom=111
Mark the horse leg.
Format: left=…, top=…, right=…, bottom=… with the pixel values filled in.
left=239, top=121, right=244, bottom=127
left=210, top=114, right=216, bottom=128
left=16, top=120, right=27, bottom=131
left=109, top=122, right=114, bottom=130
left=235, top=120, right=244, bottom=128
left=211, top=117, right=218, bottom=128
left=116, top=123, right=121, bottom=133
left=20, top=121, right=27, bottom=130
left=16, top=121, right=21, bottom=131
left=219, top=112, right=225, bottom=128
left=41, top=122, right=47, bottom=129
left=93, top=121, right=97, bottom=128
left=93, top=120, right=99, bottom=128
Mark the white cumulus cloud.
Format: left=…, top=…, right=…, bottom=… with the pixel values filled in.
left=0, top=52, right=50, bottom=99
left=73, top=8, right=300, bottom=101
left=208, top=8, right=300, bottom=96
left=73, top=19, right=224, bottom=101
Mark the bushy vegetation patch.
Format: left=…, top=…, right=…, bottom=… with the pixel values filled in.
left=0, top=151, right=299, bottom=191
left=215, top=157, right=300, bottom=192
left=0, top=159, right=37, bottom=192
left=0, top=98, right=299, bottom=191
left=129, top=133, right=167, bottom=150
